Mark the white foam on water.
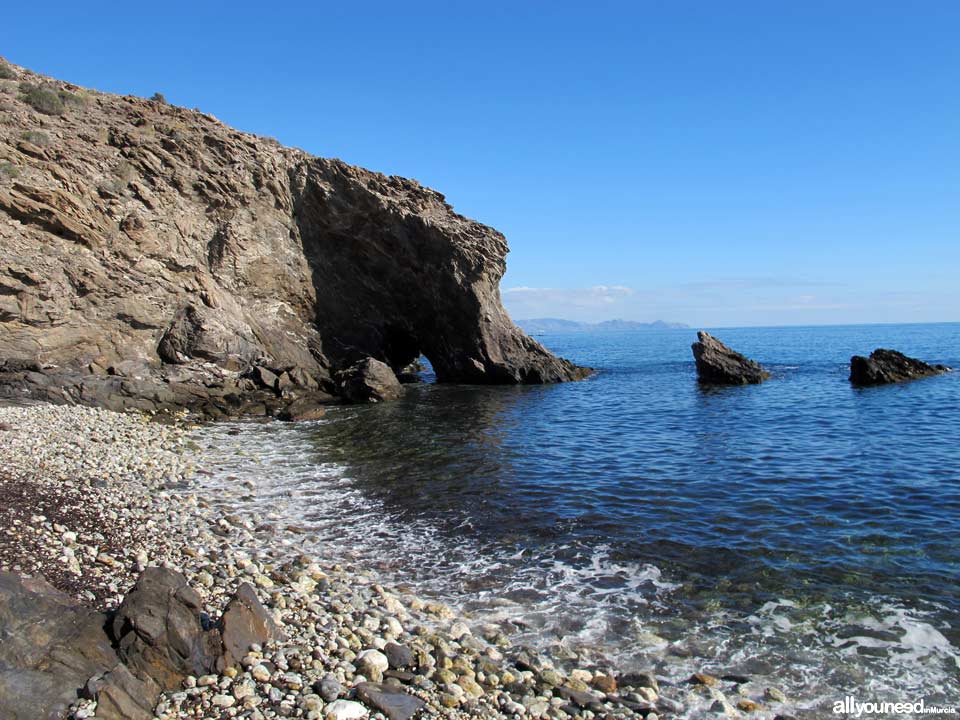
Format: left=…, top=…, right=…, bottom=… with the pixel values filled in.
left=188, top=420, right=960, bottom=719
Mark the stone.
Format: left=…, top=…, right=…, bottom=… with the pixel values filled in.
left=384, top=641, right=415, bottom=669
left=317, top=673, right=343, bottom=702
left=356, top=681, right=427, bottom=720
left=324, top=699, right=369, bottom=720
left=0, top=573, right=119, bottom=719
left=737, top=698, right=764, bottom=712
left=94, top=664, right=155, bottom=720
left=336, top=358, right=404, bottom=403
left=278, top=395, right=332, bottom=422
left=212, top=693, right=237, bottom=707
left=692, top=331, right=770, bottom=385
left=0, top=567, right=243, bottom=720
left=765, top=687, right=787, bottom=703
left=690, top=672, right=720, bottom=687
left=111, top=567, right=220, bottom=691
left=556, top=686, right=603, bottom=709
left=0, top=59, right=587, bottom=416
left=590, top=673, right=617, bottom=693
left=618, top=671, right=658, bottom=692
left=218, top=582, right=285, bottom=670
left=357, top=648, right=390, bottom=681
left=849, top=349, right=950, bottom=386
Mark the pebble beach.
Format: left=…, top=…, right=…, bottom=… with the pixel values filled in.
left=0, top=402, right=719, bottom=720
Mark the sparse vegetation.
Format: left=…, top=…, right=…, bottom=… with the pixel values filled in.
left=18, top=82, right=85, bottom=115
left=0, top=161, right=20, bottom=180
left=116, top=160, right=137, bottom=183
left=21, top=129, right=51, bottom=147
left=0, top=62, right=15, bottom=80
left=150, top=92, right=167, bottom=104
left=19, top=82, right=64, bottom=115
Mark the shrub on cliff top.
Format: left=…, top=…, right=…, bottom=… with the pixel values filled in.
left=150, top=92, right=167, bottom=104
left=18, top=82, right=85, bottom=115
left=0, top=62, right=16, bottom=80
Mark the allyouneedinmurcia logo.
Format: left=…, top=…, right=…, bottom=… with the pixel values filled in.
left=833, top=697, right=958, bottom=716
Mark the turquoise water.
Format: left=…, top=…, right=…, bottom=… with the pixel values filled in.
left=197, top=323, right=960, bottom=717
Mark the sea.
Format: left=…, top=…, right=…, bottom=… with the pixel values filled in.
left=191, top=323, right=960, bottom=718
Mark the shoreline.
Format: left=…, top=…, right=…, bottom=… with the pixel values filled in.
left=0, top=402, right=694, bottom=720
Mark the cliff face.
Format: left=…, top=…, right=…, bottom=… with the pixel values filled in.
left=0, top=60, right=586, bottom=416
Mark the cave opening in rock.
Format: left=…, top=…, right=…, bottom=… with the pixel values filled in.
left=379, top=325, right=436, bottom=384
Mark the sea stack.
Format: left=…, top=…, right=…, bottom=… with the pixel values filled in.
left=849, top=349, right=950, bottom=386
left=692, top=331, right=770, bottom=385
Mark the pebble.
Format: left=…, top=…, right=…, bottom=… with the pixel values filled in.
left=0, top=403, right=744, bottom=720
left=324, top=699, right=368, bottom=720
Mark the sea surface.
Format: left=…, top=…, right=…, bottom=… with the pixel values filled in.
left=193, top=323, right=960, bottom=718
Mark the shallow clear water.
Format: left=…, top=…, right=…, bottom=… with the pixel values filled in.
left=194, top=323, right=960, bottom=717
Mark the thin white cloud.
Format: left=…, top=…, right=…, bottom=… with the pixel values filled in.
left=503, top=285, right=636, bottom=319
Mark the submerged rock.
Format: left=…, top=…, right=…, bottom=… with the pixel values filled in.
left=849, top=349, right=950, bottom=386
left=691, top=331, right=770, bottom=385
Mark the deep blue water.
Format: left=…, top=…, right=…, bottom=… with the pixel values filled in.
left=196, top=323, right=960, bottom=716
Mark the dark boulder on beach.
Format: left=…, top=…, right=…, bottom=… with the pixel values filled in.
left=849, top=349, right=950, bottom=386
left=109, top=568, right=222, bottom=691
left=0, top=567, right=282, bottom=720
left=0, top=572, right=118, bottom=720
left=692, top=331, right=770, bottom=385
left=0, top=59, right=587, bottom=418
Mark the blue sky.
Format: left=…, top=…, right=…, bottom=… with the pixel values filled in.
left=3, top=2, right=958, bottom=327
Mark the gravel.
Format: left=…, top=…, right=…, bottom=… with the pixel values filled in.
left=0, top=402, right=787, bottom=719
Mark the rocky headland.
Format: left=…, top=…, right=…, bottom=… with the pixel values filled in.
left=849, top=348, right=950, bottom=386
left=0, top=58, right=586, bottom=419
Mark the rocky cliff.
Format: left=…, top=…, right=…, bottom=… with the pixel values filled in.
left=0, top=59, right=586, bottom=416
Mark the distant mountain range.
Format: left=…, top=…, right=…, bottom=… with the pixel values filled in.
left=516, top=318, right=690, bottom=333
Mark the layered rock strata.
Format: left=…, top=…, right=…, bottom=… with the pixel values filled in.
left=0, top=58, right=586, bottom=416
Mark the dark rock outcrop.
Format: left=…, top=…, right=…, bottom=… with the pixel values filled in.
left=218, top=581, right=284, bottom=671
left=0, top=59, right=587, bottom=417
left=0, top=567, right=281, bottom=720
left=110, top=567, right=222, bottom=692
left=337, top=357, right=404, bottom=403
left=0, top=573, right=117, bottom=720
left=849, top=349, right=950, bottom=386
left=692, top=331, right=770, bottom=385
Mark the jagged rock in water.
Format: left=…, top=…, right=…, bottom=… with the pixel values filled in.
left=849, top=349, right=950, bottom=386
left=337, top=357, right=404, bottom=403
left=0, top=58, right=587, bottom=416
left=692, top=331, right=770, bottom=385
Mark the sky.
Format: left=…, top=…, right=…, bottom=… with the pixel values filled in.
left=3, top=2, right=958, bottom=327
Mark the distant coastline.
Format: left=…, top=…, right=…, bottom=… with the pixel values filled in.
left=516, top=318, right=689, bottom=333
